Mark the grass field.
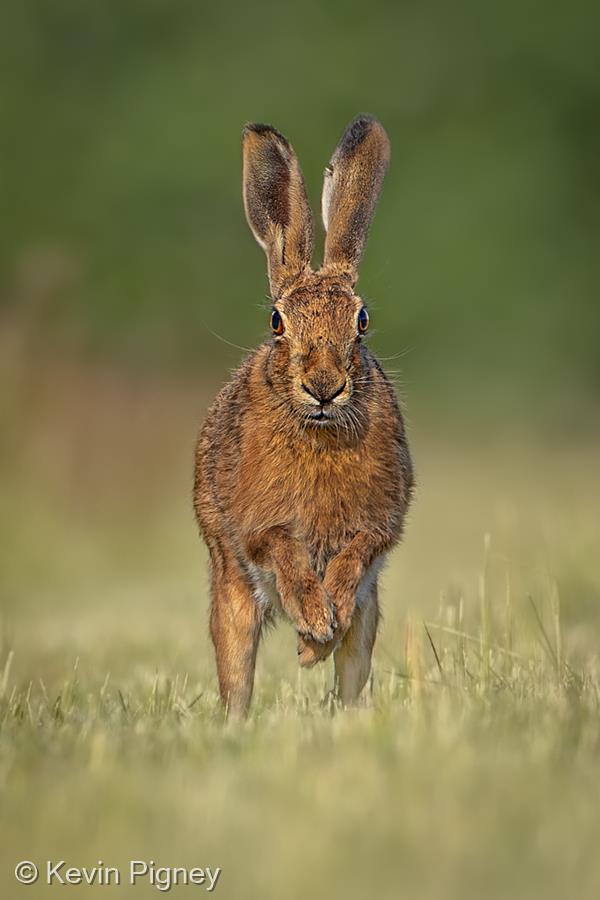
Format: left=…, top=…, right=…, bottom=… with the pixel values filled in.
left=1, top=348, right=600, bottom=899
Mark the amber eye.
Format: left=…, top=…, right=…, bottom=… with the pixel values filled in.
left=271, top=308, right=284, bottom=336
left=357, top=307, right=369, bottom=334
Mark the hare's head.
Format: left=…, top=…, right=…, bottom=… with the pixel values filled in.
left=242, top=115, right=390, bottom=429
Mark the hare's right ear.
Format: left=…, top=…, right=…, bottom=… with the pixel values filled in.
left=321, top=115, right=390, bottom=283
left=243, top=124, right=313, bottom=298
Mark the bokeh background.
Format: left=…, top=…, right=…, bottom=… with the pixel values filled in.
left=1, top=2, right=600, bottom=899
left=2, top=0, right=599, bottom=420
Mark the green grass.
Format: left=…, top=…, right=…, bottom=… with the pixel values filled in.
left=1, top=356, right=600, bottom=899
left=2, top=594, right=600, bottom=900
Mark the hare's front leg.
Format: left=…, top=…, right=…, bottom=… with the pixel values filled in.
left=297, top=534, right=389, bottom=668
left=334, top=584, right=380, bottom=704
left=209, top=556, right=263, bottom=718
left=245, top=526, right=336, bottom=643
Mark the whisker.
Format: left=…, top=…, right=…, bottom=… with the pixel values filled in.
left=376, top=345, right=416, bottom=362
left=202, top=323, right=254, bottom=354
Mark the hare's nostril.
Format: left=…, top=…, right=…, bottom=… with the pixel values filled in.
left=301, top=383, right=319, bottom=400
left=328, top=380, right=347, bottom=402
left=302, top=380, right=347, bottom=405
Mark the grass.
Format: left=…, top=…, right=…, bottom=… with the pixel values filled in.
left=2, top=598, right=599, bottom=900
left=1, top=352, right=600, bottom=899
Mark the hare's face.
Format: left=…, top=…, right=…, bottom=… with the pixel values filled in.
left=267, top=279, right=369, bottom=428
left=243, top=114, right=390, bottom=433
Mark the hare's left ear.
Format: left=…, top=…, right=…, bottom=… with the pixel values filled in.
left=321, top=115, right=390, bottom=283
left=243, top=123, right=314, bottom=298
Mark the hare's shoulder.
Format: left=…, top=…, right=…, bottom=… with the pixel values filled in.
left=364, top=351, right=408, bottom=434
left=194, top=350, right=264, bottom=522
left=198, top=350, right=263, bottom=445
left=365, top=349, right=414, bottom=494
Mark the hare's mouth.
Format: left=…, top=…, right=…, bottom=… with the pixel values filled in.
left=306, top=408, right=334, bottom=426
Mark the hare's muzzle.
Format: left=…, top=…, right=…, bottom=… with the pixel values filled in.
left=301, top=377, right=347, bottom=406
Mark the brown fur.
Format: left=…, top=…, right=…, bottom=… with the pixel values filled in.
left=194, top=116, right=413, bottom=716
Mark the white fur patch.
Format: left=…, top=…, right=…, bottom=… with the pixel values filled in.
left=247, top=564, right=281, bottom=612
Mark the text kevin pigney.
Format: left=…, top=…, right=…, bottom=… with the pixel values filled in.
left=39, top=860, right=220, bottom=891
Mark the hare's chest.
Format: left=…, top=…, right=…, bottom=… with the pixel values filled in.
left=289, top=450, right=372, bottom=554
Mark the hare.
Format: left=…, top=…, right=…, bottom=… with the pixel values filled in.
left=194, top=115, right=413, bottom=716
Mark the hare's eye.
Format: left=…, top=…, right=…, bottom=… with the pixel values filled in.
left=270, top=309, right=284, bottom=336
left=357, top=307, right=369, bottom=334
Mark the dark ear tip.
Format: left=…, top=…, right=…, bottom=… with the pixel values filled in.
left=350, top=112, right=378, bottom=127
left=244, top=122, right=275, bottom=136
left=338, top=113, right=390, bottom=157
left=243, top=122, right=290, bottom=147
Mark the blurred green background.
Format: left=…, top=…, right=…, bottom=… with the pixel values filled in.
left=2, top=0, right=599, bottom=427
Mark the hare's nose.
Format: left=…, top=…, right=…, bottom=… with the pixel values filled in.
left=301, top=378, right=347, bottom=405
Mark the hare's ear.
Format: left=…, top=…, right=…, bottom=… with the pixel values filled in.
left=243, top=123, right=313, bottom=298
left=321, top=115, right=390, bottom=283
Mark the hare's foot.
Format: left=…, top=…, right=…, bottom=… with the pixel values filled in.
left=323, top=558, right=359, bottom=634
left=297, top=633, right=338, bottom=668
left=247, top=526, right=336, bottom=643
left=296, top=578, right=337, bottom=644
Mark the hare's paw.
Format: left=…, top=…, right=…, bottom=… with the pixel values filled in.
left=333, top=596, right=355, bottom=633
left=322, top=586, right=355, bottom=634
left=297, top=634, right=338, bottom=668
left=323, top=563, right=358, bottom=633
left=298, top=581, right=337, bottom=643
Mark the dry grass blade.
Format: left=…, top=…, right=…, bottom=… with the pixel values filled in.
left=0, top=650, right=14, bottom=700
left=187, top=692, right=204, bottom=710
left=424, top=623, right=526, bottom=662
left=423, top=622, right=446, bottom=683
left=528, top=594, right=559, bottom=673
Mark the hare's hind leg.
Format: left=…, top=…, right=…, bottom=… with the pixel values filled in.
left=208, top=547, right=263, bottom=718
left=334, top=585, right=380, bottom=705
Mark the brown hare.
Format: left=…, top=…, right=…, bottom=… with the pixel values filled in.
left=194, top=115, right=413, bottom=717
